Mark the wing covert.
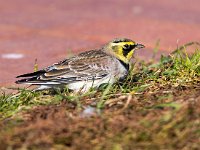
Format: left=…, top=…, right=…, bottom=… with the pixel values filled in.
left=38, top=50, right=112, bottom=84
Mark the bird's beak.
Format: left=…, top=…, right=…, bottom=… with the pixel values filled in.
left=136, top=43, right=145, bottom=49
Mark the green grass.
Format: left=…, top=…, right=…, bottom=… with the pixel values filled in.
left=0, top=42, right=200, bottom=149
left=0, top=43, right=200, bottom=119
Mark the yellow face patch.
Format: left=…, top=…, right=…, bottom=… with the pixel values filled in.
left=110, top=41, right=136, bottom=64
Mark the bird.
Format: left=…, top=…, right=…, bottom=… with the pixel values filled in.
left=16, top=38, right=145, bottom=92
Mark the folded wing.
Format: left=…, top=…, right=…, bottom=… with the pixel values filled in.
left=16, top=50, right=111, bottom=85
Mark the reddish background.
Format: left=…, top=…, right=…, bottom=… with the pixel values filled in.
left=0, top=0, right=200, bottom=86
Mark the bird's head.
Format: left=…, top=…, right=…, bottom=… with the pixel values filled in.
left=105, top=38, right=145, bottom=64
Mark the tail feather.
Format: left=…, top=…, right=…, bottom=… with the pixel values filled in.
left=16, top=70, right=46, bottom=84
left=15, top=77, right=38, bottom=84
left=16, top=70, right=46, bottom=78
left=15, top=76, right=60, bottom=85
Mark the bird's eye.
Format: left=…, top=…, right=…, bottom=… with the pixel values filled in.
left=123, top=44, right=132, bottom=51
left=124, top=44, right=130, bottom=49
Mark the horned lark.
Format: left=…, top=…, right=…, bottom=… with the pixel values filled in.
left=16, top=38, right=144, bottom=92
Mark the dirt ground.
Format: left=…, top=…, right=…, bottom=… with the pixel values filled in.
left=1, top=82, right=200, bottom=149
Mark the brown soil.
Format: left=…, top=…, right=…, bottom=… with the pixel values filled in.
left=1, top=86, right=200, bottom=149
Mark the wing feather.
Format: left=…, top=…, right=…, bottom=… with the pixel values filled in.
left=16, top=50, right=112, bottom=85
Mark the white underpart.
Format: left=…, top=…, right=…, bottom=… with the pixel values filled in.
left=34, top=75, right=115, bottom=92
left=67, top=75, right=115, bottom=92
left=36, top=85, right=51, bottom=91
